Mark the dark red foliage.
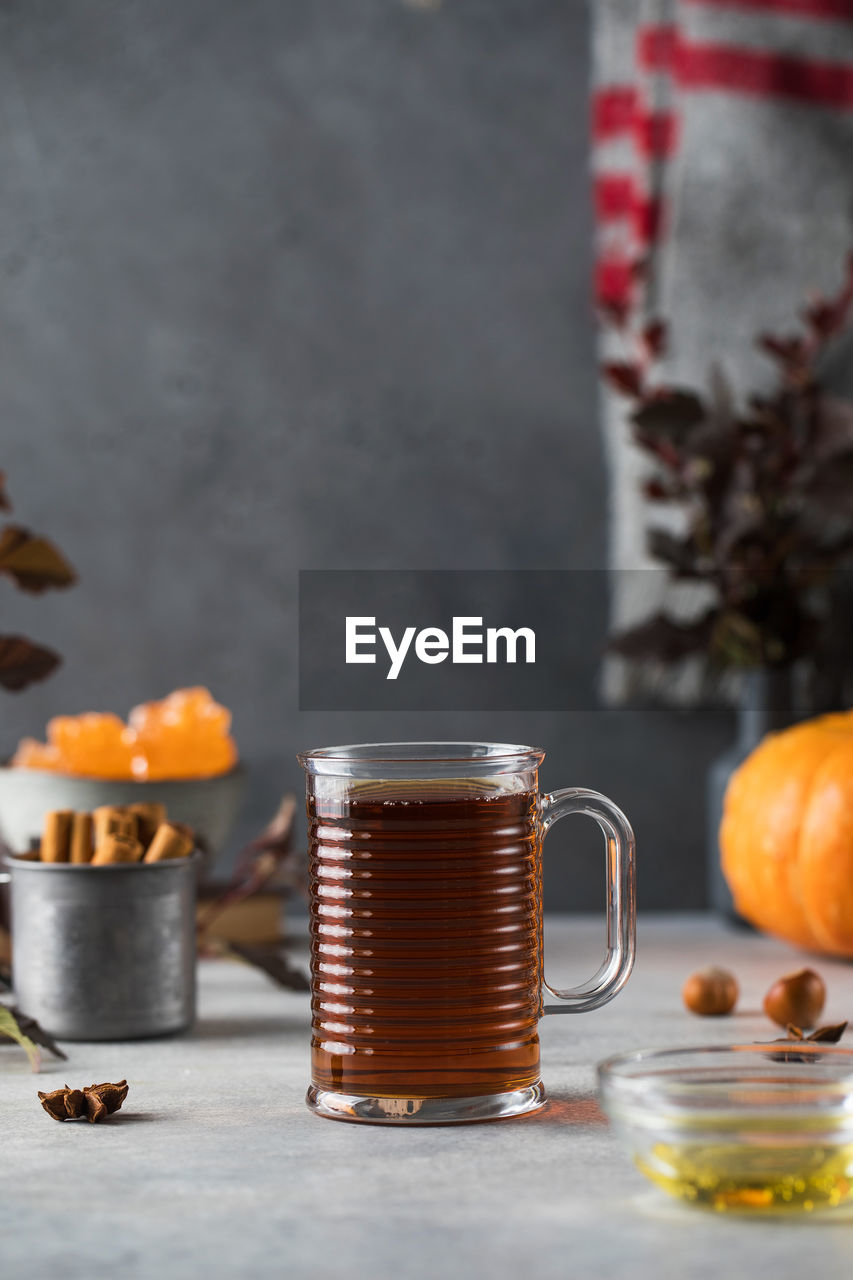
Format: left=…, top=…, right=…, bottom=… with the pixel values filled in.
left=603, top=255, right=853, bottom=671
left=642, top=318, right=667, bottom=360
left=602, top=361, right=644, bottom=398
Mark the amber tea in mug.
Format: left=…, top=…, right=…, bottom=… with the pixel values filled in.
left=299, top=743, right=636, bottom=1124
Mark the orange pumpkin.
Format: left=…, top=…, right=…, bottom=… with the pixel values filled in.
left=721, top=711, right=853, bottom=956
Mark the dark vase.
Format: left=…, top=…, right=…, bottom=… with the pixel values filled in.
left=706, top=667, right=795, bottom=918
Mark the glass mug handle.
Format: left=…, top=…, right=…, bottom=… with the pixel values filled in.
left=539, top=787, right=637, bottom=1014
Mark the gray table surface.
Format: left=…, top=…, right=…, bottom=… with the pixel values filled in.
left=5, top=914, right=853, bottom=1280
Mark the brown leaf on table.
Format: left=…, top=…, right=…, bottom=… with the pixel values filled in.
left=8, top=1006, right=67, bottom=1060
left=0, top=1005, right=40, bottom=1070
left=228, top=940, right=310, bottom=992
left=0, top=472, right=10, bottom=512
left=0, top=634, right=61, bottom=691
left=0, top=525, right=76, bottom=593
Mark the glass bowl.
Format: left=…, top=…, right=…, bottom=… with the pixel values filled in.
left=598, top=1043, right=853, bottom=1214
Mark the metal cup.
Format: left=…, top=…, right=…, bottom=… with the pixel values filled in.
left=2, top=854, right=198, bottom=1040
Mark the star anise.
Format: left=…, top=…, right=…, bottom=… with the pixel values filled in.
left=765, top=1021, right=848, bottom=1062
left=38, top=1079, right=128, bottom=1123
left=781, top=1021, right=848, bottom=1043
left=38, top=1086, right=85, bottom=1121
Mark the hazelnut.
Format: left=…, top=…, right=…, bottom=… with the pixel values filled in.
left=682, top=966, right=739, bottom=1016
left=763, top=968, right=826, bottom=1029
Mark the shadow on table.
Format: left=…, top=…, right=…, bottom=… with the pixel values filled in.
left=527, top=1091, right=609, bottom=1129
left=191, top=1015, right=307, bottom=1041
left=109, top=1111, right=163, bottom=1125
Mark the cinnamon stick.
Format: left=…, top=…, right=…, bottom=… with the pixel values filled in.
left=93, top=806, right=137, bottom=845
left=41, top=810, right=73, bottom=863
left=126, top=802, right=167, bottom=849
left=91, top=834, right=144, bottom=865
left=143, top=822, right=194, bottom=863
left=69, top=812, right=94, bottom=864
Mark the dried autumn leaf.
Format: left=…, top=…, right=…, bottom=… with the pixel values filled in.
left=0, top=525, right=76, bottom=593
left=0, top=472, right=10, bottom=512
left=228, top=940, right=310, bottom=992
left=0, top=634, right=61, bottom=691
left=8, top=1006, right=67, bottom=1060
left=0, top=1005, right=41, bottom=1071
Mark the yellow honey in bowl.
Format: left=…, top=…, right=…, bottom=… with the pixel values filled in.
left=637, top=1138, right=853, bottom=1214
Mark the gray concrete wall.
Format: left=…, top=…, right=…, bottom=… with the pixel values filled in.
left=0, top=0, right=731, bottom=907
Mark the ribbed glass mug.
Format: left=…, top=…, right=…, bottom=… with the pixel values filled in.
left=299, top=742, right=636, bottom=1124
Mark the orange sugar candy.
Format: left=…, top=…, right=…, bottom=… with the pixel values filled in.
left=11, top=738, right=61, bottom=771
left=129, top=687, right=237, bottom=780
left=11, top=688, right=238, bottom=781
left=46, top=713, right=135, bottom=780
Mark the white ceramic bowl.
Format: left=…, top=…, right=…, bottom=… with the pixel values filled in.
left=0, top=764, right=245, bottom=861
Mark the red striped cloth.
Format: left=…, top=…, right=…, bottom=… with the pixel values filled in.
left=595, top=0, right=853, bottom=701
left=593, top=0, right=853, bottom=317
